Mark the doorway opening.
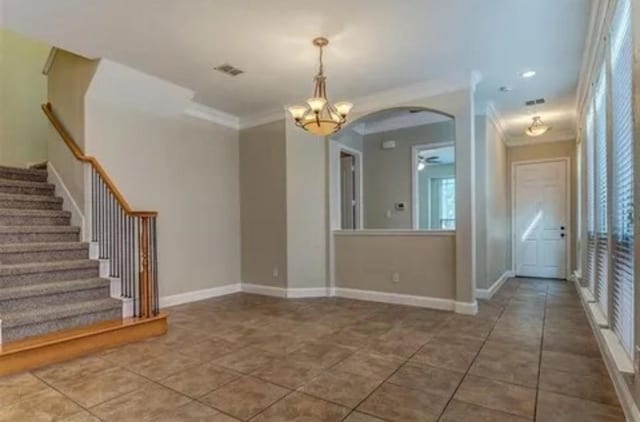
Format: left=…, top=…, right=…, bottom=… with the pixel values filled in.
left=340, top=151, right=358, bottom=229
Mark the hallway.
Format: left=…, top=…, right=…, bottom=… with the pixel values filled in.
left=0, top=278, right=623, bottom=421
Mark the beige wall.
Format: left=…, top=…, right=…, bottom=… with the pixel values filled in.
left=334, top=233, right=455, bottom=299
left=362, top=121, right=455, bottom=229
left=0, top=29, right=49, bottom=167
left=86, top=100, right=241, bottom=298
left=507, top=140, right=578, bottom=272
left=47, top=50, right=98, bottom=207
left=484, top=117, right=510, bottom=287
left=240, top=120, right=287, bottom=287
left=285, top=120, right=328, bottom=289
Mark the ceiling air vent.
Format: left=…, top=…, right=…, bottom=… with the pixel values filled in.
left=525, top=98, right=546, bottom=106
left=214, top=63, right=244, bottom=76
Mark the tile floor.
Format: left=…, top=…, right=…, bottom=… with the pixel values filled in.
left=0, top=278, right=626, bottom=421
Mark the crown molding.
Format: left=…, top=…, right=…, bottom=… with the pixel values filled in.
left=485, top=102, right=508, bottom=145
left=505, top=129, right=577, bottom=147
left=238, top=108, right=286, bottom=130
left=184, top=101, right=240, bottom=130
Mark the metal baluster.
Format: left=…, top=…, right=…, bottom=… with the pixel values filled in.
left=92, top=168, right=97, bottom=242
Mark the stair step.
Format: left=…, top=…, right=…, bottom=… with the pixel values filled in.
left=0, top=242, right=89, bottom=264
left=0, top=298, right=122, bottom=343
left=0, top=226, right=80, bottom=244
left=0, top=260, right=99, bottom=288
left=0, top=278, right=111, bottom=312
left=0, top=209, right=71, bottom=226
left=0, top=192, right=63, bottom=210
left=0, top=166, right=48, bottom=183
left=0, top=178, right=55, bottom=196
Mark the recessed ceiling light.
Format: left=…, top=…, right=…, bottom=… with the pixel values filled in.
left=521, top=70, right=536, bottom=78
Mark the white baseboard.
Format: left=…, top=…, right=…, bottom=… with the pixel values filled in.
left=160, top=283, right=242, bottom=308
left=47, top=162, right=86, bottom=239
left=287, top=287, right=330, bottom=298
left=241, top=283, right=287, bottom=298
left=454, top=300, right=479, bottom=315
left=332, top=287, right=472, bottom=314
left=476, top=270, right=514, bottom=300
left=573, top=279, right=640, bottom=421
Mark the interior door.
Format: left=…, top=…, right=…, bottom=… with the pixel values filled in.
left=340, top=153, right=356, bottom=229
left=514, top=160, right=568, bottom=279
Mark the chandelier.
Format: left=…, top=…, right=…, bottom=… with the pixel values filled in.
left=287, top=37, right=353, bottom=136
left=525, top=116, right=551, bottom=137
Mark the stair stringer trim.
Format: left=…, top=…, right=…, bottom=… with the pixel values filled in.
left=47, top=162, right=86, bottom=240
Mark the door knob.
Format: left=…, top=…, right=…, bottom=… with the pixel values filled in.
left=561, top=233, right=565, bottom=237
left=560, top=226, right=565, bottom=230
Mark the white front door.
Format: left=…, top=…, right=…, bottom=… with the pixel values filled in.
left=514, top=160, right=568, bottom=279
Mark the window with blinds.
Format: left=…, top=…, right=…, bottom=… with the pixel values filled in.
left=610, top=0, right=634, bottom=358
left=585, top=106, right=596, bottom=294
left=593, top=66, right=609, bottom=317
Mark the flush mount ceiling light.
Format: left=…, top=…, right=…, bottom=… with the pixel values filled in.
left=521, top=70, right=537, bottom=78
left=525, top=116, right=551, bottom=137
left=287, top=37, right=353, bottom=136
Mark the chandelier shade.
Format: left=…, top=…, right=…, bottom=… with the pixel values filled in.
left=287, top=37, right=353, bottom=136
left=525, top=116, right=551, bottom=137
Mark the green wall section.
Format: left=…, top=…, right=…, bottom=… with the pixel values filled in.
left=0, top=29, right=50, bottom=167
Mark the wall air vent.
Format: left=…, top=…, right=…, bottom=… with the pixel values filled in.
left=214, top=64, right=244, bottom=76
left=525, top=98, right=546, bottom=106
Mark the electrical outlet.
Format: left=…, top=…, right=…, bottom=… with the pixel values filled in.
left=392, top=272, right=400, bottom=283
left=273, top=267, right=279, bottom=278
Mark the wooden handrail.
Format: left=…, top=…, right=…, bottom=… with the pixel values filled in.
left=41, top=103, right=157, bottom=217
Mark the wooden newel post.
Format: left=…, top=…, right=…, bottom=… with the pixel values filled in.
left=139, top=216, right=152, bottom=318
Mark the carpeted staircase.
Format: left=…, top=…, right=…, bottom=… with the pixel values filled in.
left=0, top=166, right=122, bottom=344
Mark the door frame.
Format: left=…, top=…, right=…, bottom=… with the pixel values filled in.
left=411, top=141, right=454, bottom=229
left=511, top=157, right=571, bottom=279
left=329, top=141, right=364, bottom=230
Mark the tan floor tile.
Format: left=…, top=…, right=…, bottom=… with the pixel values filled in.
left=535, top=390, right=625, bottom=421
left=158, top=363, right=240, bottom=398
left=343, top=412, right=387, bottom=422
left=538, top=366, right=620, bottom=406
left=440, top=399, right=530, bottom=421
left=251, top=392, right=349, bottom=422
left=90, top=384, right=191, bottom=422
left=358, top=382, right=443, bottom=421
left=299, top=369, right=382, bottom=408
left=0, top=372, right=49, bottom=407
left=60, top=411, right=102, bottom=422
left=541, top=350, right=608, bottom=376
left=469, top=343, right=540, bottom=388
left=180, top=339, right=244, bottom=362
left=0, top=388, right=85, bottom=422
left=148, top=401, right=240, bottom=421
left=252, top=356, right=325, bottom=389
left=50, top=367, right=152, bottom=407
left=409, top=340, right=478, bottom=373
left=388, top=363, right=464, bottom=398
left=33, top=356, right=114, bottom=385
left=199, top=376, right=289, bottom=420
left=127, top=351, right=201, bottom=381
left=454, top=375, right=536, bottom=418
left=332, top=351, right=402, bottom=380
left=288, top=341, right=357, bottom=368
left=212, top=346, right=279, bottom=374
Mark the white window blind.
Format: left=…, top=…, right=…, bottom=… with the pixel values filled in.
left=585, top=105, right=596, bottom=294
left=594, top=66, right=609, bottom=316
left=610, top=0, right=634, bottom=357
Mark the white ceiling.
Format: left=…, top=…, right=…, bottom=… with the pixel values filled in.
left=1, top=0, right=591, bottom=139
left=419, top=146, right=455, bottom=166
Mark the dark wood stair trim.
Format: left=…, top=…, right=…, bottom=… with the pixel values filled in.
left=0, top=312, right=168, bottom=376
